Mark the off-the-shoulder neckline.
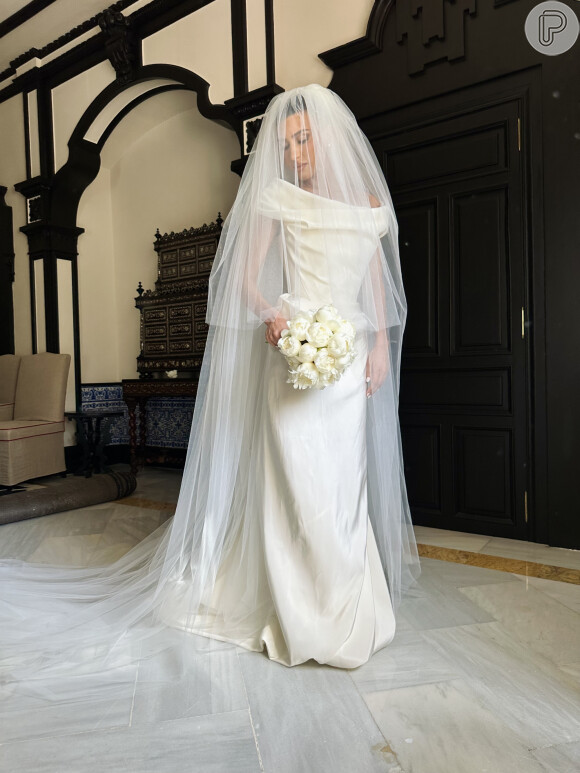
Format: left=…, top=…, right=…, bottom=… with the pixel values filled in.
left=277, top=178, right=387, bottom=211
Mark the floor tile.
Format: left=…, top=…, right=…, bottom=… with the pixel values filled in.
left=131, top=648, right=248, bottom=724
left=365, top=679, right=550, bottom=773
left=0, top=711, right=261, bottom=773
left=413, top=525, right=491, bottom=552
left=482, top=536, right=580, bottom=570
left=238, top=651, right=398, bottom=773
left=350, top=630, right=460, bottom=693
left=424, top=622, right=580, bottom=747
left=460, top=581, right=580, bottom=665
left=512, top=573, right=580, bottom=613
left=531, top=740, right=580, bottom=773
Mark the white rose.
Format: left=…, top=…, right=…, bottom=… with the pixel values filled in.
left=288, top=362, right=319, bottom=389
left=327, top=319, right=340, bottom=333
left=288, top=314, right=311, bottom=340
left=327, top=333, right=349, bottom=357
left=277, top=334, right=301, bottom=358
left=318, top=371, right=337, bottom=387
left=335, top=352, right=354, bottom=370
left=286, top=356, right=301, bottom=369
left=315, top=305, right=339, bottom=323
left=338, top=319, right=356, bottom=342
left=306, top=322, right=332, bottom=348
left=313, top=348, right=336, bottom=374
left=297, top=342, right=317, bottom=362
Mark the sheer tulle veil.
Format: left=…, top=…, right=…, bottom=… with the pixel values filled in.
left=0, top=84, right=419, bottom=693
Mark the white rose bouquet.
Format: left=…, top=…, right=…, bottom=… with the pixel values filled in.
left=277, top=304, right=356, bottom=390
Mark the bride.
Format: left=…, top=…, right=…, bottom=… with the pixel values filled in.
left=0, top=84, right=419, bottom=688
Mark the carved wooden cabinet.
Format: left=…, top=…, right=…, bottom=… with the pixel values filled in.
left=135, top=215, right=223, bottom=378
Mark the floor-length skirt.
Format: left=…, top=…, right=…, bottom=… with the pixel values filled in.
left=166, top=331, right=396, bottom=668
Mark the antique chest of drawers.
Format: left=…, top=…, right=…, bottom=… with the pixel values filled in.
left=135, top=215, right=223, bottom=378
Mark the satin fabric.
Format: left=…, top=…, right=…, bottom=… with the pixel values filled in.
left=162, top=180, right=396, bottom=667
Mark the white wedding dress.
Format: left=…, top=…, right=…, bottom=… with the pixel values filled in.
left=163, top=180, right=397, bottom=668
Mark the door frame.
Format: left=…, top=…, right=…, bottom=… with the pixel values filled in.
left=360, top=67, right=547, bottom=543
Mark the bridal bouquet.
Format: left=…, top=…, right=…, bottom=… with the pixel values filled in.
left=277, top=304, right=356, bottom=390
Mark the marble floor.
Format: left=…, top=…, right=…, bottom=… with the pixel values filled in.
left=0, top=467, right=579, bottom=772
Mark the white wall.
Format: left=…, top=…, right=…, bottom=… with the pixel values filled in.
left=52, top=61, right=116, bottom=172
left=76, top=89, right=239, bottom=383
left=273, top=0, right=374, bottom=89
left=142, top=0, right=234, bottom=104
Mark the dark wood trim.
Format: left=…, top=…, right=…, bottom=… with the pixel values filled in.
left=264, top=0, right=275, bottom=85
left=37, top=84, right=54, bottom=177
left=71, top=255, right=82, bottom=410
left=70, top=64, right=232, bottom=150
left=43, top=252, right=59, bottom=351
left=0, top=0, right=59, bottom=39
left=319, top=0, right=393, bottom=69
left=29, top=257, right=37, bottom=354
left=134, top=0, right=215, bottom=39
left=231, top=0, right=248, bottom=97
left=0, top=186, right=15, bottom=354
left=96, top=84, right=184, bottom=149
left=23, top=91, right=31, bottom=179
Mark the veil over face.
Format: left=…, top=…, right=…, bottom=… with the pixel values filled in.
left=0, top=84, right=419, bottom=693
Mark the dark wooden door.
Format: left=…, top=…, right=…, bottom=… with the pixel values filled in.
left=373, top=99, right=530, bottom=539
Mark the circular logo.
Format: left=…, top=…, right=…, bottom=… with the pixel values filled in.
left=525, top=1, right=579, bottom=55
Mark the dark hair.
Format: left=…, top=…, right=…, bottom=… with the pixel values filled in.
left=286, top=93, right=306, bottom=117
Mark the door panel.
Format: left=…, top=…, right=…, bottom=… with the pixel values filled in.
left=373, top=99, right=529, bottom=538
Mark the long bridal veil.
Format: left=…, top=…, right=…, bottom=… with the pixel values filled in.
left=0, top=84, right=419, bottom=695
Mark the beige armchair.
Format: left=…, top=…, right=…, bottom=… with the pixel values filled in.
left=0, top=353, right=71, bottom=487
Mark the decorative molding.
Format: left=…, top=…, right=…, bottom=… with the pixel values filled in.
left=27, top=195, right=43, bottom=224
left=0, top=0, right=59, bottom=40
left=244, top=116, right=263, bottom=155
left=320, top=0, right=394, bottom=69
left=225, top=83, right=284, bottom=171
left=0, top=0, right=214, bottom=93
left=9, top=0, right=138, bottom=74
left=154, top=215, right=223, bottom=246
left=98, top=8, right=140, bottom=83
left=396, top=0, right=477, bottom=75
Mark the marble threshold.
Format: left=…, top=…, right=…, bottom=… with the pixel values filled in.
left=116, top=495, right=580, bottom=587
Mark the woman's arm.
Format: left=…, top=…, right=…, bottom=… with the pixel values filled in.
left=366, top=195, right=390, bottom=396
left=242, top=220, right=289, bottom=345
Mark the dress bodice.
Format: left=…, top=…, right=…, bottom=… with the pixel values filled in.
left=260, top=179, right=390, bottom=323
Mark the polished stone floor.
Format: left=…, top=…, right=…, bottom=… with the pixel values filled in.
left=0, top=467, right=579, bottom=772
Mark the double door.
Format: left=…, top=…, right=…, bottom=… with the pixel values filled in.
left=372, top=98, right=530, bottom=539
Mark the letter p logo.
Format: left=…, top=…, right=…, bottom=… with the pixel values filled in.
left=525, top=2, right=579, bottom=55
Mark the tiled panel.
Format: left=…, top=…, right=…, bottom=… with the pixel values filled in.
left=80, top=384, right=194, bottom=448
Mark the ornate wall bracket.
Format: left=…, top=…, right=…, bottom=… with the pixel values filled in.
left=97, top=8, right=140, bottom=84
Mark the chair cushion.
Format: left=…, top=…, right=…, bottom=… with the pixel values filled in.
left=14, top=353, right=71, bottom=422
left=0, top=419, right=65, bottom=442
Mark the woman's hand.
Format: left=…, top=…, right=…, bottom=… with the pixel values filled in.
left=365, top=334, right=390, bottom=397
left=264, top=314, right=289, bottom=347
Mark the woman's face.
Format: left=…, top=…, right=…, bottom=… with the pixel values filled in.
left=283, top=112, right=315, bottom=187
